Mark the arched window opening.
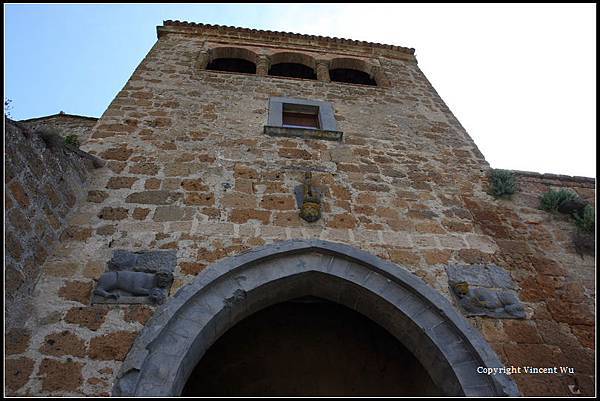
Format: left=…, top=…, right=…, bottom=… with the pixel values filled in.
left=329, top=68, right=377, bottom=86
left=269, top=63, right=317, bottom=80
left=206, top=58, right=257, bottom=74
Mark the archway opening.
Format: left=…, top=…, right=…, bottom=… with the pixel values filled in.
left=269, top=63, right=317, bottom=80
left=329, top=68, right=377, bottom=86
left=182, top=297, right=443, bottom=396
left=206, top=58, right=257, bottom=74
left=113, top=241, right=519, bottom=397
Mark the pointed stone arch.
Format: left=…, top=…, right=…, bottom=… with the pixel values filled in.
left=113, top=240, right=519, bottom=396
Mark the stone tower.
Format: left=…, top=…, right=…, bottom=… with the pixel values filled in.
left=5, top=20, right=595, bottom=397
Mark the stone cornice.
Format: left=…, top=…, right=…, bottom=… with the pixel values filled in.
left=512, top=170, right=595, bottom=187
left=157, top=20, right=417, bottom=61
left=19, top=112, right=98, bottom=123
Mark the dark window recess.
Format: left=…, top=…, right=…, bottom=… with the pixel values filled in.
left=265, top=97, right=342, bottom=141
left=329, top=68, right=377, bottom=86
left=269, top=63, right=317, bottom=80
left=282, top=104, right=320, bottom=129
left=206, top=58, right=257, bottom=74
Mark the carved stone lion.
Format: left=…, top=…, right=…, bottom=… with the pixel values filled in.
left=452, top=281, right=525, bottom=319
left=93, top=269, right=173, bottom=304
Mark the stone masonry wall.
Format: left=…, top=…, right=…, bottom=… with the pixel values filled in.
left=463, top=171, right=595, bottom=396
left=5, top=23, right=595, bottom=396
left=5, top=119, right=100, bottom=330
left=20, top=113, right=99, bottom=146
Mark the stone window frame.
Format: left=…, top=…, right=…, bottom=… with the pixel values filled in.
left=264, top=97, right=343, bottom=141
left=196, top=46, right=260, bottom=76
left=328, top=57, right=388, bottom=87
left=267, top=51, right=318, bottom=80
left=195, top=47, right=389, bottom=88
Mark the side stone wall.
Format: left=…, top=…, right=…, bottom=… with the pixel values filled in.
left=462, top=171, right=595, bottom=396
left=4, top=24, right=595, bottom=397
left=5, top=119, right=101, bottom=329
left=20, top=113, right=99, bottom=146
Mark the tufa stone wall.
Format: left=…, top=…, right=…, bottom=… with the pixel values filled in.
left=20, top=112, right=99, bottom=146
left=462, top=171, right=595, bottom=396
left=4, top=22, right=595, bottom=396
left=4, top=119, right=101, bottom=330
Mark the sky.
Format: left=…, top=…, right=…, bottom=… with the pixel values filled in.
left=4, top=4, right=597, bottom=177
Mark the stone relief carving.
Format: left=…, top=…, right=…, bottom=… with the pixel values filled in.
left=92, top=250, right=176, bottom=305
left=446, top=264, right=526, bottom=319
left=294, top=171, right=322, bottom=223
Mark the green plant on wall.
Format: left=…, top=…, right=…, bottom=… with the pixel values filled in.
left=573, top=205, right=595, bottom=257
left=488, top=169, right=517, bottom=199
left=539, top=189, right=578, bottom=213
left=574, top=204, right=595, bottom=234
left=539, top=189, right=595, bottom=257
left=64, top=134, right=80, bottom=148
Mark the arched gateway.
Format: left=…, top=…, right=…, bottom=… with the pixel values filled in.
left=113, top=240, right=519, bottom=397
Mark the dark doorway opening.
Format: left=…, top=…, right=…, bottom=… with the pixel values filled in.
left=182, top=298, right=443, bottom=396
left=269, top=63, right=317, bottom=80
left=206, top=58, right=257, bottom=74
left=329, top=68, right=377, bottom=86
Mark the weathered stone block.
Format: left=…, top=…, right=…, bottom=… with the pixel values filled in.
left=64, top=306, right=109, bottom=331
left=5, top=231, right=23, bottom=260
left=503, top=320, right=542, bottom=344
left=230, top=208, right=271, bottom=224
left=96, top=224, right=116, bottom=236
left=60, top=226, right=93, bottom=241
left=99, top=146, right=134, bottom=161
left=40, top=330, right=86, bottom=357
left=326, top=213, right=357, bottom=229
left=5, top=357, right=34, bottom=393
left=184, top=193, right=214, bottom=206
left=181, top=178, right=209, bottom=192
left=106, top=176, right=138, bottom=189
left=132, top=207, right=150, bottom=220
left=58, top=280, right=94, bottom=304
left=98, top=207, right=129, bottom=220
left=153, top=206, right=194, bottom=222
left=5, top=328, right=31, bottom=355
left=388, top=248, right=421, bottom=267
left=179, top=261, right=208, bottom=275
left=87, top=190, right=109, bottom=203
left=8, top=181, right=30, bottom=208
left=123, top=305, right=154, bottom=325
left=222, top=192, right=257, bottom=208
left=38, top=358, right=83, bottom=392
left=125, top=191, right=182, bottom=205
left=88, top=331, right=138, bottom=361
left=144, top=178, right=161, bottom=190
left=128, top=162, right=159, bottom=175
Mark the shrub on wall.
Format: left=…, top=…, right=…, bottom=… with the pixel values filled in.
left=539, top=189, right=579, bottom=213
left=574, top=204, right=595, bottom=234
left=64, top=134, right=80, bottom=148
left=488, top=169, right=518, bottom=199
left=540, top=189, right=595, bottom=257
left=573, top=207, right=595, bottom=256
